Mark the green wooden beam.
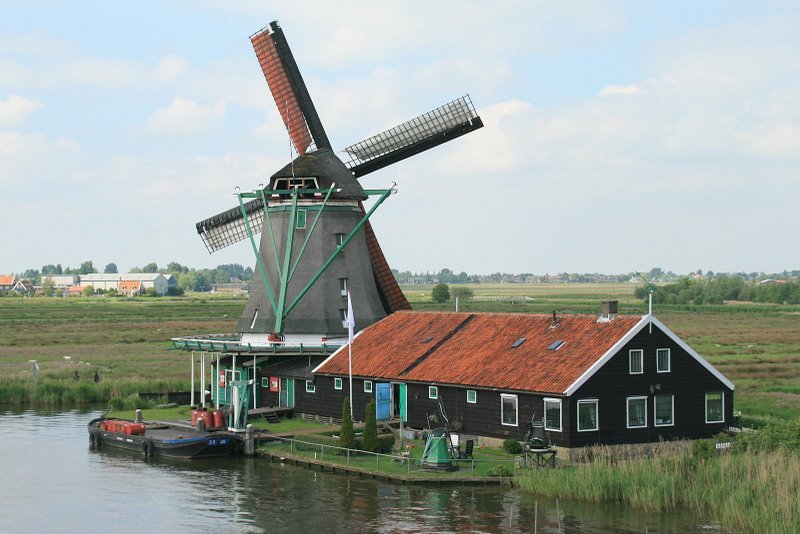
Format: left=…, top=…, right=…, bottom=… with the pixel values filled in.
left=239, top=192, right=279, bottom=316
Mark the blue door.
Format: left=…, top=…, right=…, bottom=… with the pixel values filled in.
left=376, top=382, right=391, bottom=421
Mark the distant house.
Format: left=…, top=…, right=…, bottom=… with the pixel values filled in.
left=0, top=275, right=17, bottom=294
left=13, top=279, right=35, bottom=295
left=118, top=280, right=143, bottom=297
left=211, top=279, right=250, bottom=295
left=311, top=303, right=734, bottom=449
left=43, top=275, right=80, bottom=289
left=67, top=285, right=85, bottom=297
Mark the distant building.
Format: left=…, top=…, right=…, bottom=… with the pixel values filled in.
left=67, top=285, right=85, bottom=297
left=0, top=275, right=16, bottom=294
left=43, top=275, right=80, bottom=289
left=211, top=280, right=250, bottom=295
left=13, top=279, right=35, bottom=295
left=79, top=273, right=174, bottom=295
left=118, top=280, right=143, bottom=297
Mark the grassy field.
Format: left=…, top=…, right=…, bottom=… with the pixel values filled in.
left=1, top=284, right=799, bottom=422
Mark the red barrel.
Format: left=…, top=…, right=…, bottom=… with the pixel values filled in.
left=212, top=410, right=224, bottom=429
left=191, top=410, right=199, bottom=426
left=127, top=423, right=145, bottom=435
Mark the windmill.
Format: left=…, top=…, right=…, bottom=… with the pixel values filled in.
left=195, top=21, right=483, bottom=345
left=637, top=270, right=663, bottom=334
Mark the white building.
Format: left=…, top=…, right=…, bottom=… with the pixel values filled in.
left=79, top=273, right=175, bottom=295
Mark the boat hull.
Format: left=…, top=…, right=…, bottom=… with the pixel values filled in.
left=88, top=418, right=237, bottom=459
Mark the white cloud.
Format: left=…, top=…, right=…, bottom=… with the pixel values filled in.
left=0, top=94, right=42, bottom=127
left=146, top=98, right=227, bottom=136
left=599, top=84, right=642, bottom=96
left=154, top=55, right=190, bottom=82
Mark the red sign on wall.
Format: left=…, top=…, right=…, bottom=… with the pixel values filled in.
left=269, top=376, right=280, bottom=392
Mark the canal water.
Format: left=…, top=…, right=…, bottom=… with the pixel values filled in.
left=0, top=408, right=719, bottom=533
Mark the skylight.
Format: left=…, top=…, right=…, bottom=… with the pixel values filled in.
left=512, top=337, right=526, bottom=348
left=422, top=337, right=433, bottom=343
left=549, top=340, right=564, bottom=351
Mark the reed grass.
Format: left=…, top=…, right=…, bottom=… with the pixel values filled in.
left=516, top=444, right=800, bottom=532
left=0, top=376, right=188, bottom=406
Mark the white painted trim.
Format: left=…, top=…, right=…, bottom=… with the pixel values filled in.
left=334, top=377, right=343, bottom=390
left=565, top=314, right=735, bottom=395
left=705, top=391, right=725, bottom=423
left=466, top=389, right=477, bottom=404
left=544, top=397, right=562, bottom=432
left=305, top=379, right=315, bottom=393
left=629, top=349, right=644, bottom=374
left=364, top=380, right=373, bottom=393
left=577, top=398, right=599, bottom=432
left=428, top=385, right=438, bottom=399
left=312, top=329, right=363, bottom=374
left=653, top=394, right=674, bottom=427
left=500, top=393, right=518, bottom=427
left=656, top=348, right=671, bottom=373
left=626, top=396, right=648, bottom=429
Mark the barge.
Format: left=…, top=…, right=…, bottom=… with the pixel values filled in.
left=88, top=418, right=238, bottom=459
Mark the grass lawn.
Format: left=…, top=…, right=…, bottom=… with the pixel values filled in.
left=260, top=436, right=519, bottom=478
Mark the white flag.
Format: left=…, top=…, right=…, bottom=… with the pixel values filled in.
left=347, top=290, right=355, bottom=343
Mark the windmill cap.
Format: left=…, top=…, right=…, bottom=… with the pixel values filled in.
left=270, top=148, right=366, bottom=200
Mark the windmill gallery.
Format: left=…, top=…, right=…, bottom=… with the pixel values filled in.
left=156, top=21, right=734, bottom=459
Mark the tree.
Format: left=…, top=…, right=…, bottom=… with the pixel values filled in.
left=431, top=283, right=450, bottom=303
left=142, top=262, right=159, bottom=273
left=104, top=262, right=118, bottom=274
left=450, top=286, right=474, bottom=300
left=41, top=277, right=55, bottom=297
left=166, top=261, right=187, bottom=274
left=363, top=399, right=378, bottom=452
left=340, top=398, right=355, bottom=449
left=79, top=260, right=96, bottom=275
left=83, top=286, right=95, bottom=297
left=42, top=264, right=58, bottom=275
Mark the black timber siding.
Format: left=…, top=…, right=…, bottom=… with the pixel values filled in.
left=294, top=375, right=377, bottom=421
left=570, top=323, right=734, bottom=447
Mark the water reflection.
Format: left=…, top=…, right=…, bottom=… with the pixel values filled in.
left=0, top=409, right=718, bottom=533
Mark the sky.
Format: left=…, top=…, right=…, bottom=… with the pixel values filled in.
left=1, top=1, right=798, bottom=276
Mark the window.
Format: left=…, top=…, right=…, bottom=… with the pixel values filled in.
left=364, top=380, right=373, bottom=393
left=339, top=308, right=348, bottom=329
left=627, top=396, right=647, bottom=428
left=466, top=390, right=477, bottom=404
left=654, top=394, right=674, bottom=426
left=706, top=392, right=724, bottom=423
left=657, top=348, right=671, bottom=373
left=629, top=349, right=644, bottom=374
left=428, top=386, right=438, bottom=399
left=335, top=233, right=345, bottom=247
left=261, top=377, right=269, bottom=388
left=305, top=380, right=315, bottom=393
left=296, top=210, right=307, bottom=229
left=577, top=399, right=599, bottom=432
left=339, top=278, right=348, bottom=296
left=501, top=394, right=518, bottom=426
left=334, top=377, right=343, bottom=390
left=544, top=398, right=562, bottom=431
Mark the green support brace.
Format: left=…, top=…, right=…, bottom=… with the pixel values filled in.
left=239, top=193, right=279, bottom=316
left=273, top=190, right=299, bottom=334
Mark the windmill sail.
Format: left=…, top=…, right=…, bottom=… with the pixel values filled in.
left=196, top=199, right=264, bottom=253
left=251, top=21, right=331, bottom=154
left=343, top=95, right=482, bottom=177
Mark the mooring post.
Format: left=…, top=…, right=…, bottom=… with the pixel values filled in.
left=244, top=424, right=254, bottom=456
left=135, top=409, right=143, bottom=423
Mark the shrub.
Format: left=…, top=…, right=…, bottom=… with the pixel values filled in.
left=431, top=284, right=450, bottom=303
left=376, top=434, right=395, bottom=454
left=340, top=398, right=355, bottom=449
left=487, top=465, right=513, bottom=477
left=363, top=399, right=378, bottom=452
left=692, top=438, right=716, bottom=460
left=503, top=439, right=523, bottom=454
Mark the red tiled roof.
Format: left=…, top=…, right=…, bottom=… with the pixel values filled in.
left=0, top=275, right=15, bottom=286
left=317, top=311, right=643, bottom=394
left=119, top=280, right=141, bottom=290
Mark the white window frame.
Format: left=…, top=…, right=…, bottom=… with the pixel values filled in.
left=339, top=278, right=348, bottom=296
left=364, top=380, right=373, bottom=393
left=626, top=396, right=648, bottom=428
left=654, top=394, right=674, bottom=427
left=500, top=393, right=518, bottom=427
left=466, top=389, right=477, bottom=404
left=577, top=399, right=599, bottom=432
left=339, top=308, right=348, bottom=329
left=657, top=348, right=671, bottom=373
left=261, top=377, right=269, bottom=388
left=305, top=380, right=315, bottom=393
left=629, top=349, right=644, bottom=374
left=544, top=397, right=562, bottom=432
left=428, top=385, right=438, bottom=399
left=334, top=377, right=343, bottom=390
left=705, top=392, right=725, bottom=423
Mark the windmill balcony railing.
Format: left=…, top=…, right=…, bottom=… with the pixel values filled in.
left=171, top=335, right=342, bottom=354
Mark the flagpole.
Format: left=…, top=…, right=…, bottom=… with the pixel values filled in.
left=347, top=291, right=355, bottom=421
